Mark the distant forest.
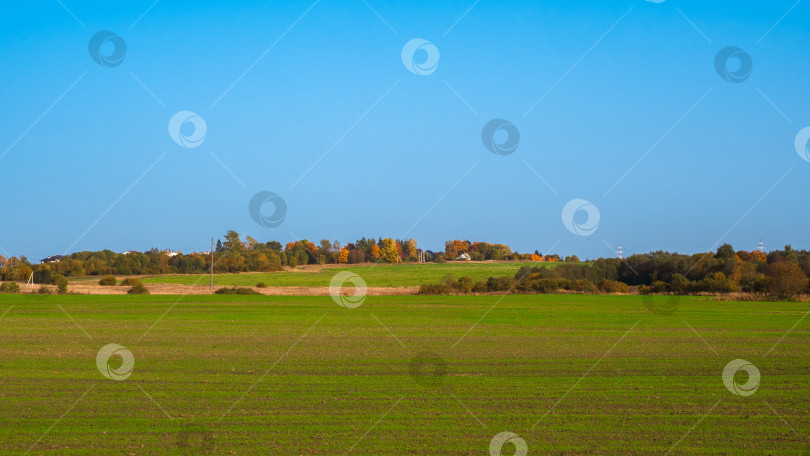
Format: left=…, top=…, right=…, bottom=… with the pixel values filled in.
left=421, top=244, right=810, bottom=300
left=1, top=231, right=808, bottom=299
left=0, top=230, right=562, bottom=281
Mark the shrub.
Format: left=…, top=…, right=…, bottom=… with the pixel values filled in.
left=650, top=280, right=669, bottom=293
left=455, top=276, right=474, bottom=293
left=98, top=275, right=117, bottom=286
left=598, top=279, right=629, bottom=294
left=127, top=283, right=150, bottom=295
left=534, top=278, right=562, bottom=293
left=698, top=272, right=737, bottom=293
left=214, top=287, right=261, bottom=295
left=256, top=282, right=267, bottom=288
left=0, top=282, right=20, bottom=293
left=741, top=274, right=768, bottom=293
left=668, top=274, right=690, bottom=294
left=638, top=285, right=650, bottom=295
left=120, top=278, right=142, bottom=287
left=486, top=276, right=515, bottom=292
left=471, top=281, right=488, bottom=293
left=571, top=279, right=597, bottom=293
left=54, top=275, right=68, bottom=295
left=766, top=262, right=809, bottom=299
left=37, top=285, right=53, bottom=295
left=417, top=284, right=449, bottom=295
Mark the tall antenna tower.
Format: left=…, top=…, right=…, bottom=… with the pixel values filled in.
left=758, top=238, right=764, bottom=253
left=617, top=243, right=623, bottom=259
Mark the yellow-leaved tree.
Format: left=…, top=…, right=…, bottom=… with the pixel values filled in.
left=380, top=238, right=400, bottom=263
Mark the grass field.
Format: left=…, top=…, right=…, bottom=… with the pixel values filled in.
left=137, top=261, right=549, bottom=287
left=1, top=293, right=808, bottom=455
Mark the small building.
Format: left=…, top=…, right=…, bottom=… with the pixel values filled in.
left=163, top=250, right=178, bottom=258
left=40, top=255, right=63, bottom=264
left=455, top=253, right=471, bottom=261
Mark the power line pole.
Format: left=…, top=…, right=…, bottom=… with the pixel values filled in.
left=210, top=237, right=214, bottom=294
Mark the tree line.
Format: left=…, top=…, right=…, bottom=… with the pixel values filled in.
left=0, top=231, right=550, bottom=283
left=419, top=244, right=810, bottom=300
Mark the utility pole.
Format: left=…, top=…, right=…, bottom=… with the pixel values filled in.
left=210, top=237, right=214, bottom=294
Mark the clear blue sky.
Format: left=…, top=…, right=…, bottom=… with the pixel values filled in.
left=1, top=0, right=808, bottom=261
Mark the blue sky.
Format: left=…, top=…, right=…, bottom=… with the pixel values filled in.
left=1, top=0, right=808, bottom=261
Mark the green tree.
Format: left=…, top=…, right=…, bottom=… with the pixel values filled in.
left=223, top=231, right=244, bottom=252
left=54, top=275, right=68, bottom=295
left=715, top=243, right=736, bottom=260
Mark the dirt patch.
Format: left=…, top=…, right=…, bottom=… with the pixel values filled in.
left=13, top=282, right=418, bottom=296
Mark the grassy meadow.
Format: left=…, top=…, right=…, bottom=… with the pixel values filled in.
left=1, top=293, right=808, bottom=455
left=135, top=261, right=551, bottom=287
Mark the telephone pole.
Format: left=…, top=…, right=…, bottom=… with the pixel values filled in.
left=210, top=237, right=214, bottom=294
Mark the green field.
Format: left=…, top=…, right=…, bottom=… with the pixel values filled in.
left=138, top=262, right=549, bottom=287
left=1, top=294, right=808, bottom=455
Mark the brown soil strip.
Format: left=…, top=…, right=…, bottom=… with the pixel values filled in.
left=19, top=282, right=418, bottom=296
